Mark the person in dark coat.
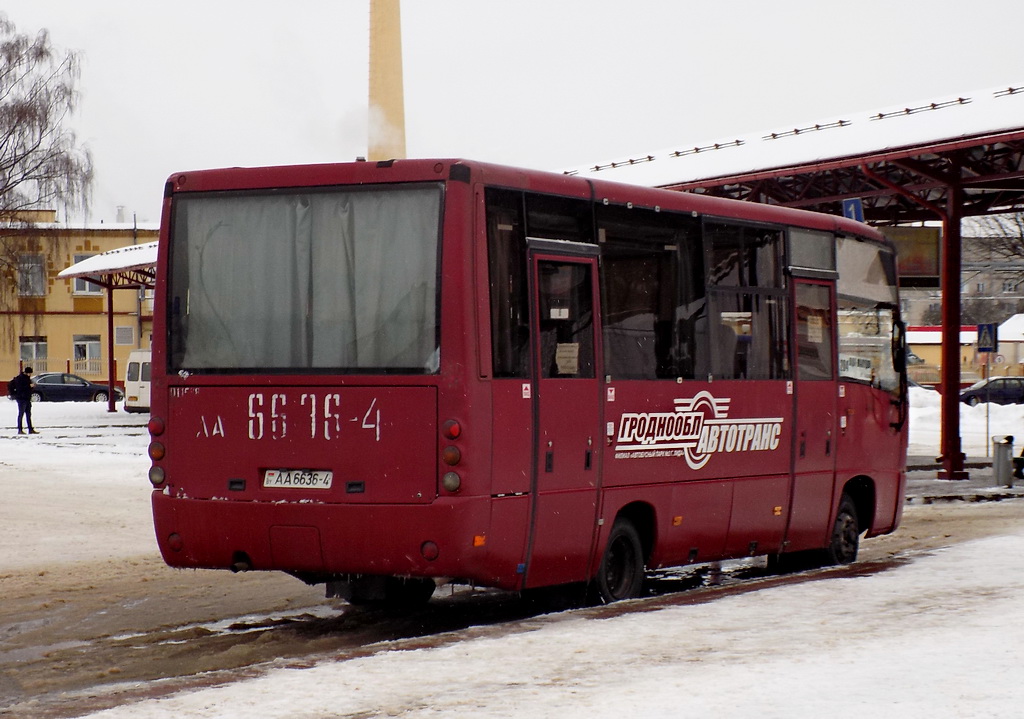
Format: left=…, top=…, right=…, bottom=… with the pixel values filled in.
left=10, top=366, right=39, bottom=435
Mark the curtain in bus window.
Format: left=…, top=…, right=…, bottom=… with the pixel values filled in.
left=707, top=291, right=788, bottom=380
left=836, top=237, right=898, bottom=305
left=172, top=186, right=440, bottom=371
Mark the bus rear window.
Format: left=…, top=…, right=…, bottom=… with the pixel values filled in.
left=168, top=184, right=443, bottom=373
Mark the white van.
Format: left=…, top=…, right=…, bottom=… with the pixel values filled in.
left=124, top=349, right=151, bottom=413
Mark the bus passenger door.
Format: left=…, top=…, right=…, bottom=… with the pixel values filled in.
left=786, top=280, right=839, bottom=549
left=524, top=253, right=602, bottom=588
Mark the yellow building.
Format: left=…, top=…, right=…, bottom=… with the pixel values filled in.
left=1, top=211, right=158, bottom=389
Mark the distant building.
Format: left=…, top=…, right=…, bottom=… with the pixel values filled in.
left=900, top=231, right=1024, bottom=326
left=1, top=211, right=158, bottom=387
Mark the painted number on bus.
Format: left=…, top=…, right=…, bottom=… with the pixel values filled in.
left=246, top=393, right=381, bottom=441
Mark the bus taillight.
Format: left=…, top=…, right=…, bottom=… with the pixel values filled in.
left=148, top=416, right=165, bottom=436
left=149, top=466, right=165, bottom=486
left=148, top=441, right=166, bottom=461
left=442, top=471, right=461, bottom=492
left=441, top=419, right=463, bottom=492
left=442, top=419, right=461, bottom=439
left=441, top=445, right=461, bottom=465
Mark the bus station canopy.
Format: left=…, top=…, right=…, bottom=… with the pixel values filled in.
left=572, top=85, right=1024, bottom=480
left=58, top=241, right=157, bottom=413
left=57, top=240, right=157, bottom=289
left=571, top=84, right=1024, bottom=222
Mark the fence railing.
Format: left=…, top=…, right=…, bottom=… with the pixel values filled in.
left=3, top=358, right=106, bottom=379
left=73, top=359, right=103, bottom=376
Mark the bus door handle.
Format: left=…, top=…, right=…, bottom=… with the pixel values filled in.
left=825, top=429, right=832, bottom=456
left=799, top=431, right=806, bottom=458
left=584, top=449, right=592, bottom=470
left=545, top=450, right=554, bottom=472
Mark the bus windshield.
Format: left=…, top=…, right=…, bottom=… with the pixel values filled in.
left=168, top=183, right=443, bottom=373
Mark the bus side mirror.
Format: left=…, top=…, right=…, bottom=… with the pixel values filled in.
left=892, top=320, right=907, bottom=374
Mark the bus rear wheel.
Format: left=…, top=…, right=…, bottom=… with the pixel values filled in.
left=825, top=494, right=860, bottom=565
left=595, top=519, right=645, bottom=603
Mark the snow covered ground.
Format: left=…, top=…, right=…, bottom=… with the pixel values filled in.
left=3, top=390, right=1024, bottom=718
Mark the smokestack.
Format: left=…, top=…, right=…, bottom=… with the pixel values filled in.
left=368, top=0, right=407, bottom=161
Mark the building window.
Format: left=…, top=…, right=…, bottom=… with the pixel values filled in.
left=114, top=326, right=135, bottom=345
left=73, top=254, right=103, bottom=295
left=20, top=336, right=48, bottom=372
left=976, top=282, right=985, bottom=294
left=73, top=334, right=102, bottom=375
left=1002, top=279, right=1018, bottom=293
left=18, top=254, right=45, bottom=296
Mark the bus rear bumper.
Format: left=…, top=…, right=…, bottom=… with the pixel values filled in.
left=150, top=492, right=523, bottom=590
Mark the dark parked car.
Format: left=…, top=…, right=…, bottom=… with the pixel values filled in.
left=28, top=372, right=124, bottom=403
left=959, top=377, right=1024, bottom=406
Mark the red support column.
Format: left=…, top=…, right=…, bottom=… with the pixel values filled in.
left=938, top=181, right=967, bottom=479
left=106, top=283, right=117, bottom=413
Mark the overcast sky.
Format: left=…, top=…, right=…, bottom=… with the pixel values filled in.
left=5, top=1, right=1024, bottom=224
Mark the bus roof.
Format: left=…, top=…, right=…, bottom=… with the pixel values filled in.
left=165, top=159, right=886, bottom=245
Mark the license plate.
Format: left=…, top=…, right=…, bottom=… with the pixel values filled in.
left=263, top=469, right=333, bottom=489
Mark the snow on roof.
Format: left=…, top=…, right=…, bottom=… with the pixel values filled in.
left=58, top=241, right=158, bottom=279
left=999, top=313, right=1024, bottom=341
left=907, top=327, right=978, bottom=345
left=568, top=85, right=1024, bottom=188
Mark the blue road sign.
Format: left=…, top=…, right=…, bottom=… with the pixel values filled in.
left=978, top=323, right=998, bottom=353
left=842, top=198, right=864, bottom=223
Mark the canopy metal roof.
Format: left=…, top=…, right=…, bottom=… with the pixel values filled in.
left=571, top=85, right=1024, bottom=223
left=57, top=241, right=157, bottom=289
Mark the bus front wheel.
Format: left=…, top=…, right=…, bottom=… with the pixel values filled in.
left=594, top=519, right=645, bottom=603
left=825, top=494, right=861, bottom=565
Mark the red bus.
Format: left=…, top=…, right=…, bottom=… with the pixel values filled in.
left=149, top=159, right=908, bottom=605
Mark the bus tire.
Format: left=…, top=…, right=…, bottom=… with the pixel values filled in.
left=595, top=518, right=645, bottom=603
left=824, top=494, right=860, bottom=565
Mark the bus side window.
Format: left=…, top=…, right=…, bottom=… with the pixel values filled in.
left=486, top=189, right=530, bottom=378
left=705, top=223, right=788, bottom=380
left=597, top=205, right=703, bottom=380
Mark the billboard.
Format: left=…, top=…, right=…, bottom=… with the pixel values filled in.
left=880, top=227, right=941, bottom=288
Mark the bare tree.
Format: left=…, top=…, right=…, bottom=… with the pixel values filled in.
left=0, top=14, right=92, bottom=223
left=967, top=213, right=1024, bottom=284
left=0, top=14, right=93, bottom=350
